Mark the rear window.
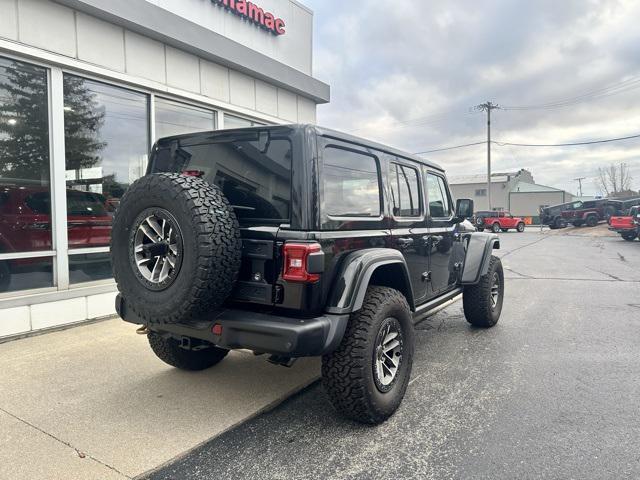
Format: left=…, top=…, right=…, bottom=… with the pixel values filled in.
left=152, top=131, right=292, bottom=225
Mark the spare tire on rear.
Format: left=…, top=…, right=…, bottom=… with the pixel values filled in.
left=111, top=173, right=242, bottom=325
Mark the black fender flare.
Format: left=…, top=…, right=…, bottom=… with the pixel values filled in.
left=325, top=249, right=415, bottom=315
left=461, top=233, right=500, bottom=285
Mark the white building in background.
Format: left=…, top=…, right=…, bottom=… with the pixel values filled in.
left=449, top=169, right=575, bottom=220
left=0, top=0, right=329, bottom=338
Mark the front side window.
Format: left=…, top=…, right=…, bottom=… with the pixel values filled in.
left=152, top=131, right=292, bottom=225
left=390, top=163, right=421, bottom=217
left=63, top=75, right=149, bottom=249
left=426, top=173, right=452, bottom=218
left=322, top=147, right=381, bottom=217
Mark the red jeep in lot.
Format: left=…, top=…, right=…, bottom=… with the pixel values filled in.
left=609, top=206, right=640, bottom=241
left=475, top=211, right=526, bottom=233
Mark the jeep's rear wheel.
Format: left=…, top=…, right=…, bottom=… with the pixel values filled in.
left=111, top=173, right=242, bottom=325
left=517, top=222, right=525, bottom=232
left=492, top=223, right=501, bottom=233
left=322, top=286, right=414, bottom=424
left=463, top=255, right=504, bottom=328
left=148, top=331, right=229, bottom=370
left=621, top=231, right=637, bottom=241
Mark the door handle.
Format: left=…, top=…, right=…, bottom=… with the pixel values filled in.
left=397, top=237, right=414, bottom=247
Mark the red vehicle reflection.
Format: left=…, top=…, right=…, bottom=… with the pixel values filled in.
left=0, top=184, right=113, bottom=291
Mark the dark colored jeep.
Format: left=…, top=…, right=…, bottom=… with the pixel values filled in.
left=111, top=125, right=504, bottom=424
left=561, top=199, right=617, bottom=227
left=540, top=201, right=582, bottom=229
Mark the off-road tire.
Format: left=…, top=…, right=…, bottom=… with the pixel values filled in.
left=621, top=231, right=637, bottom=241
left=492, top=223, right=501, bottom=233
left=148, top=332, right=228, bottom=370
left=517, top=222, right=525, bottom=233
left=586, top=215, right=598, bottom=227
left=322, top=286, right=414, bottom=425
left=463, top=255, right=504, bottom=328
left=111, top=173, right=242, bottom=325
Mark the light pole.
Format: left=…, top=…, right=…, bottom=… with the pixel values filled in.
left=476, top=102, right=500, bottom=211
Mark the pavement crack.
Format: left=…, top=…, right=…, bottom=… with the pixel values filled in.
left=586, top=266, right=624, bottom=282
left=618, top=252, right=627, bottom=262
left=0, top=406, right=132, bottom=479
left=501, top=235, right=550, bottom=258
left=504, top=267, right=535, bottom=279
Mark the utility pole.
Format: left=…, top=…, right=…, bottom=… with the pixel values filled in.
left=574, top=177, right=586, bottom=197
left=476, top=102, right=500, bottom=211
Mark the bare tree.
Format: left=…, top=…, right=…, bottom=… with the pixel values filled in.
left=595, top=163, right=633, bottom=197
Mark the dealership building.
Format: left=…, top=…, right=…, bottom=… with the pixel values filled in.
left=0, top=0, right=329, bottom=338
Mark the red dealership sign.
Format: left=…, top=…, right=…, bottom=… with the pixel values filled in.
left=211, top=0, right=286, bottom=36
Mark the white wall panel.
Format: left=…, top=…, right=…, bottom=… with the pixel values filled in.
left=31, top=298, right=86, bottom=330
left=277, top=88, right=297, bottom=122
left=124, top=30, right=166, bottom=83
left=200, top=60, right=230, bottom=102
left=166, top=46, right=200, bottom=93
left=76, top=13, right=125, bottom=71
left=229, top=70, right=256, bottom=110
left=18, top=0, right=76, bottom=57
left=0, top=0, right=18, bottom=40
left=0, top=307, right=30, bottom=338
left=86, top=292, right=118, bottom=319
left=297, top=96, right=316, bottom=124
left=255, top=80, right=278, bottom=116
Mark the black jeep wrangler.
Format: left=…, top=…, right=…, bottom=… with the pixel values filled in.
left=112, top=125, right=504, bottom=424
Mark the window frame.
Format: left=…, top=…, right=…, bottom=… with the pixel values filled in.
left=389, top=159, right=424, bottom=221
left=321, top=144, right=384, bottom=222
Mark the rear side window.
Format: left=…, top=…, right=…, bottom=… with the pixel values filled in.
left=152, top=132, right=292, bottom=225
left=390, top=163, right=421, bottom=217
left=322, top=147, right=381, bottom=217
left=426, top=173, right=452, bottom=218
left=66, top=191, right=108, bottom=216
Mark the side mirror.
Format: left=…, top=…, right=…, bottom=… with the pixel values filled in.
left=456, top=199, right=474, bottom=220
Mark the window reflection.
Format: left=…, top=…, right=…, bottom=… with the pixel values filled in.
left=155, top=98, right=215, bottom=139
left=0, top=57, right=52, bottom=254
left=63, top=75, right=149, bottom=249
left=69, top=252, right=113, bottom=284
left=0, top=257, right=53, bottom=293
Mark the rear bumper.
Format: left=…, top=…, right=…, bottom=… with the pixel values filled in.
left=116, top=295, right=349, bottom=357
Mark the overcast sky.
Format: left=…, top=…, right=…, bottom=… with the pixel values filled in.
left=303, top=0, right=640, bottom=196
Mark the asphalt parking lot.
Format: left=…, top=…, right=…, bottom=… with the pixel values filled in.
left=148, top=228, right=640, bottom=480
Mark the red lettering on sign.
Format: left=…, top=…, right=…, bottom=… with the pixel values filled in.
left=211, top=0, right=286, bottom=36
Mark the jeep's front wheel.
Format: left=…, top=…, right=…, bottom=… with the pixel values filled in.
left=148, top=331, right=229, bottom=371
left=491, top=223, right=501, bottom=233
left=463, top=255, right=504, bottom=328
left=322, top=286, right=414, bottom=424
left=621, top=231, right=637, bottom=241
left=517, top=222, right=525, bottom=232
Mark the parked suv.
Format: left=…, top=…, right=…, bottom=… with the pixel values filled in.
left=561, top=199, right=617, bottom=227
left=475, top=211, right=526, bottom=233
left=540, top=201, right=582, bottom=229
left=112, top=125, right=505, bottom=424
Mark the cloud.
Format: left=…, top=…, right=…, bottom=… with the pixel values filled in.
left=304, top=0, right=640, bottom=195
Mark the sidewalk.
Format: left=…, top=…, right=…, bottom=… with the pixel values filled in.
left=0, top=319, right=320, bottom=479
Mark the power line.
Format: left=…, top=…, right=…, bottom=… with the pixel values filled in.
left=414, top=141, right=486, bottom=154
left=414, top=132, right=640, bottom=155
left=493, top=132, right=640, bottom=147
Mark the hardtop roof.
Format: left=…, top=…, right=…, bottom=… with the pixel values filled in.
left=155, top=124, right=444, bottom=173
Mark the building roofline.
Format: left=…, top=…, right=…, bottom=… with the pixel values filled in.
left=53, top=0, right=331, bottom=103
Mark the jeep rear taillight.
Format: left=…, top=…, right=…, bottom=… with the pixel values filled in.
left=282, top=243, right=322, bottom=283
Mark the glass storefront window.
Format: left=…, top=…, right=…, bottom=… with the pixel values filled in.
left=63, top=75, right=149, bottom=249
left=0, top=257, right=54, bottom=294
left=69, top=252, right=112, bottom=284
left=0, top=57, right=52, bottom=254
left=224, top=114, right=261, bottom=129
left=155, top=98, right=215, bottom=139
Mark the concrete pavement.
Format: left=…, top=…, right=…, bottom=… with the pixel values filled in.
left=0, top=319, right=319, bottom=479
